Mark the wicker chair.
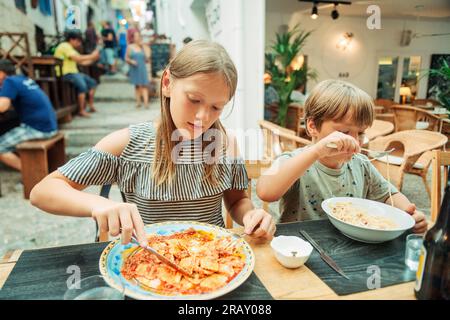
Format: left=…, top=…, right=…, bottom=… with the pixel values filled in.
left=431, top=150, right=450, bottom=223
left=390, top=105, right=442, bottom=132
left=412, top=99, right=441, bottom=107
left=373, top=99, right=395, bottom=124
left=369, top=130, right=448, bottom=197
left=259, top=120, right=311, bottom=160
left=374, top=99, right=395, bottom=109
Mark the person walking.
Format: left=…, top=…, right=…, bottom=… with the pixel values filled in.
left=125, top=32, right=150, bottom=109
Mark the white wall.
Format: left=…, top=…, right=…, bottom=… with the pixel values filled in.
left=266, top=11, right=450, bottom=99
left=205, top=0, right=266, bottom=159
left=155, top=0, right=211, bottom=50
left=156, top=0, right=266, bottom=159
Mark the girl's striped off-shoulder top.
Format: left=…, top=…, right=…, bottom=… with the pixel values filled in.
left=58, top=122, right=248, bottom=227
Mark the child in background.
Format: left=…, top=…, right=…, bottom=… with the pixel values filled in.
left=256, top=79, right=427, bottom=234
left=31, top=40, right=276, bottom=246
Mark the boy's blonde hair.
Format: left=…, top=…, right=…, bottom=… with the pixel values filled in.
left=304, top=79, right=374, bottom=133
left=152, top=40, right=238, bottom=186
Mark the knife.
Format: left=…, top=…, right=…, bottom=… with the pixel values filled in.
left=299, top=230, right=350, bottom=280
left=130, top=235, right=191, bottom=278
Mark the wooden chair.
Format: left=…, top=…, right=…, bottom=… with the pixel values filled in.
left=259, top=120, right=311, bottom=160
left=373, top=99, right=395, bottom=125
left=390, top=105, right=442, bottom=132
left=266, top=103, right=305, bottom=137
left=16, top=133, right=66, bottom=199
left=369, top=130, right=448, bottom=197
left=431, top=150, right=450, bottom=223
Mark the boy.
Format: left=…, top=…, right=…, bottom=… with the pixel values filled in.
left=256, top=80, right=427, bottom=234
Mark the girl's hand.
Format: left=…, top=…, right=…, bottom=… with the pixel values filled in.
left=91, top=201, right=147, bottom=246
left=242, top=209, right=276, bottom=241
left=405, top=203, right=428, bottom=234
left=129, top=60, right=138, bottom=66
left=313, top=131, right=360, bottom=159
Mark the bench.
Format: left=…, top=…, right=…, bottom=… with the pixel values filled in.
left=16, top=132, right=66, bottom=199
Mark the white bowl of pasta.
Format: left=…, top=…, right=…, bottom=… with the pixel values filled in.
left=321, top=197, right=415, bottom=243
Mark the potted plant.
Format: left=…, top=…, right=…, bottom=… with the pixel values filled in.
left=265, top=25, right=317, bottom=127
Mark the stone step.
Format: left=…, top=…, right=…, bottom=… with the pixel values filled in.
left=94, top=96, right=136, bottom=102
left=99, top=73, right=129, bottom=84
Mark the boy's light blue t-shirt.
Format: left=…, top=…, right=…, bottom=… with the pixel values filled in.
left=275, top=147, right=399, bottom=222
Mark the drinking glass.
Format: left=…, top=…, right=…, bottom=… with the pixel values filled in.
left=404, top=234, right=423, bottom=272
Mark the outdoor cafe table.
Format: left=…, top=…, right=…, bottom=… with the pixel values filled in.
left=0, top=220, right=417, bottom=300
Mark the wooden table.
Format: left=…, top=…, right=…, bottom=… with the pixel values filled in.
left=0, top=229, right=416, bottom=300
left=365, top=119, right=395, bottom=141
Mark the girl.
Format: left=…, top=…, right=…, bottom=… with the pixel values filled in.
left=126, top=32, right=151, bottom=109
left=30, top=40, right=276, bottom=247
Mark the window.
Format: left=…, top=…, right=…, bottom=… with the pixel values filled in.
left=376, top=56, right=398, bottom=100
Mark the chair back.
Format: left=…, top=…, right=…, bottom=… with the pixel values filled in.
left=374, top=99, right=395, bottom=109
left=266, top=103, right=305, bottom=136
left=391, top=105, right=441, bottom=132
left=259, top=120, right=311, bottom=160
left=431, top=151, right=450, bottom=223
left=369, top=130, right=448, bottom=171
left=412, top=99, right=441, bottom=107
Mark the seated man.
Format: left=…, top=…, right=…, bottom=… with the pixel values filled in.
left=0, top=59, right=58, bottom=171
left=54, top=31, right=99, bottom=117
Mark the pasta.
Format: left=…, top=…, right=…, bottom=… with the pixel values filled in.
left=330, top=202, right=398, bottom=230
left=121, top=228, right=246, bottom=295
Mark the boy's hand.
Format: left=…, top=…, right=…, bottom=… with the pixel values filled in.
left=91, top=201, right=148, bottom=246
left=313, top=131, right=360, bottom=159
left=242, top=209, right=276, bottom=241
left=405, top=203, right=428, bottom=234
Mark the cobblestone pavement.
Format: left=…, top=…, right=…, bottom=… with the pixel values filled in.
left=0, top=74, right=432, bottom=257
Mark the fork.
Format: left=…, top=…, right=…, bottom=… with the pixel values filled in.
left=326, top=142, right=395, bottom=161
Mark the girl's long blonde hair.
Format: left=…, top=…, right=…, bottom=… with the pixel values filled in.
left=152, top=40, right=238, bottom=186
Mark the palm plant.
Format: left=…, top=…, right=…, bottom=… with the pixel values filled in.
left=265, top=25, right=317, bottom=127
left=423, top=59, right=450, bottom=111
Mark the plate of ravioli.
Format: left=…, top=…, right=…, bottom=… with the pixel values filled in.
left=99, top=221, right=255, bottom=300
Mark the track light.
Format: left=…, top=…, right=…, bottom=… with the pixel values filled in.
left=331, top=4, right=339, bottom=20
left=311, top=3, right=318, bottom=19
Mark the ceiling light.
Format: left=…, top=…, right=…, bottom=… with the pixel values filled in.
left=331, top=4, right=339, bottom=20
left=311, top=3, right=318, bottom=19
